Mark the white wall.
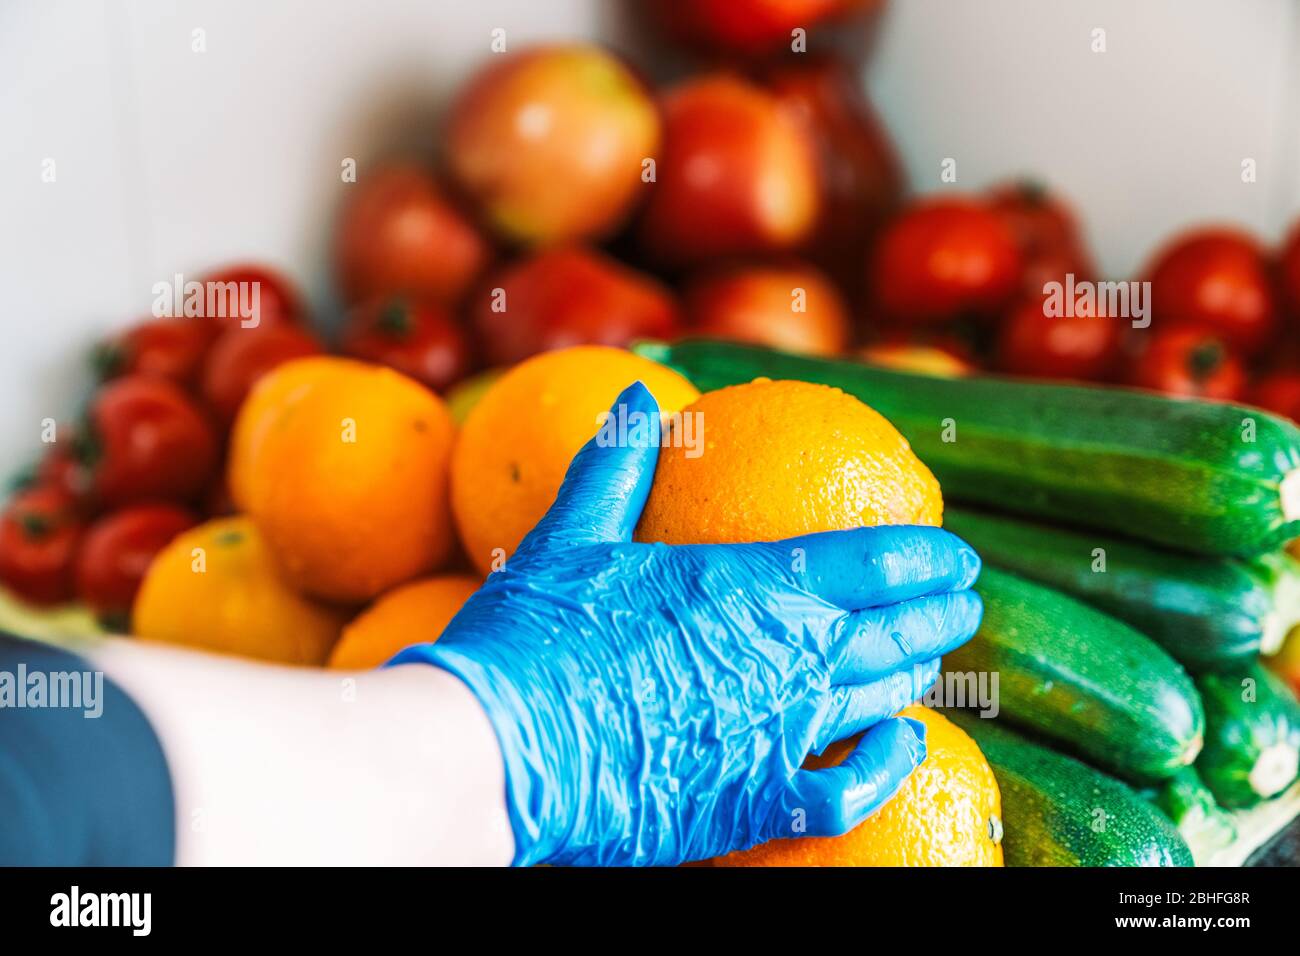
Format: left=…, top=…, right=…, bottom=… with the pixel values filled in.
left=2, top=0, right=1298, bottom=465
left=868, top=0, right=1300, bottom=275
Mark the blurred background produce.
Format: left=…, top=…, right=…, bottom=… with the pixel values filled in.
left=3, top=0, right=1300, bottom=867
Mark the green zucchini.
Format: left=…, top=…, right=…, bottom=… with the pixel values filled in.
left=944, top=567, right=1204, bottom=783
left=943, top=506, right=1286, bottom=671
left=635, top=339, right=1300, bottom=556
left=1196, top=663, right=1300, bottom=808
left=945, top=710, right=1193, bottom=866
left=1147, top=766, right=1236, bottom=859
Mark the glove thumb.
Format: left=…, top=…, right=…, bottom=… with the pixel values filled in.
left=519, top=380, right=662, bottom=551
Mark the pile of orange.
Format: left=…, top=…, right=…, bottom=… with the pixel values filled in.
left=127, top=343, right=998, bottom=868
left=130, top=345, right=698, bottom=667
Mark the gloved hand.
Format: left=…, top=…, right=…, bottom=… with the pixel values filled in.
left=393, top=381, right=983, bottom=866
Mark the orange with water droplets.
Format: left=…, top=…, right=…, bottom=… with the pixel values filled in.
left=229, top=356, right=456, bottom=603
left=635, top=377, right=942, bottom=545
left=451, top=346, right=699, bottom=576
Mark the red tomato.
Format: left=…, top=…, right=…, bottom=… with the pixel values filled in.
left=648, top=0, right=878, bottom=57
left=85, top=377, right=219, bottom=507
left=36, top=424, right=96, bottom=509
left=684, top=261, right=850, bottom=356
left=1250, top=370, right=1300, bottom=422
left=334, top=164, right=491, bottom=307
left=470, top=246, right=681, bottom=366
left=868, top=197, right=1023, bottom=326
left=989, top=181, right=1095, bottom=296
left=340, top=297, right=472, bottom=393
left=1125, top=329, right=1246, bottom=401
left=1143, top=228, right=1277, bottom=356
left=764, top=54, right=903, bottom=294
left=96, top=317, right=220, bottom=387
left=193, top=263, right=304, bottom=332
left=1279, top=222, right=1300, bottom=320
left=0, top=486, right=84, bottom=605
left=201, top=325, right=323, bottom=425
left=75, top=504, right=197, bottom=626
left=996, top=296, right=1121, bottom=382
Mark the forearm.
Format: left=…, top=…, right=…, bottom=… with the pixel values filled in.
left=88, top=637, right=514, bottom=865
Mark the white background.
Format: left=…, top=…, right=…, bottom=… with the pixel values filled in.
left=2, top=0, right=1298, bottom=464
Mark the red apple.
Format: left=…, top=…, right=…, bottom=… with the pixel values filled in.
left=764, top=54, right=903, bottom=296
left=334, top=163, right=491, bottom=306
left=638, top=74, right=820, bottom=267
left=684, top=260, right=850, bottom=356
left=470, top=246, right=681, bottom=366
left=446, top=45, right=660, bottom=246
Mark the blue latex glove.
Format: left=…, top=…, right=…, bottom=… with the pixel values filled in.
left=393, top=382, right=983, bottom=866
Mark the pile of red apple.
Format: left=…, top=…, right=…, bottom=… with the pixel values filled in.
left=7, top=0, right=1300, bottom=617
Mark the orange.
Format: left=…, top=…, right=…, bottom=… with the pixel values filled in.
left=715, top=706, right=1003, bottom=867
left=859, top=343, right=972, bottom=377
left=328, top=574, right=480, bottom=669
left=229, top=356, right=456, bottom=603
left=132, top=517, right=348, bottom=665
left=451, top=346, right=699, bottom=576
left=635, top=378, right=942, bottom=545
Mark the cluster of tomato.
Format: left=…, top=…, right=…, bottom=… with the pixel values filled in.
left=864, top=190, right=1300, bottom=407
left=0, top=261, right=470, bottom=620
left=6, top=0, right=1300, bottom=617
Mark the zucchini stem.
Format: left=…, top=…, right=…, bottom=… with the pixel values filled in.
left=1280, top=468, right=1300, bottom=522
left=1249, top=742, right=1300, bottom=799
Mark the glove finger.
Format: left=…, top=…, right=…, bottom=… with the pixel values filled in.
left=761, top=525, right=981, bottom=610
left=518, top=380, right=661, bottom=551
left=774, top=717, right=926, bottom=840
left=829, top=590, right=983, bottom=685
left=811, top=659, right=941, bottom=754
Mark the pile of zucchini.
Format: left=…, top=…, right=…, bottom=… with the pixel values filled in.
left=638, top=339, right=1300, bottom=866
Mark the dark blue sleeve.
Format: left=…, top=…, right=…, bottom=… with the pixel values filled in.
left=0, top=632, right=175, bottom=865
